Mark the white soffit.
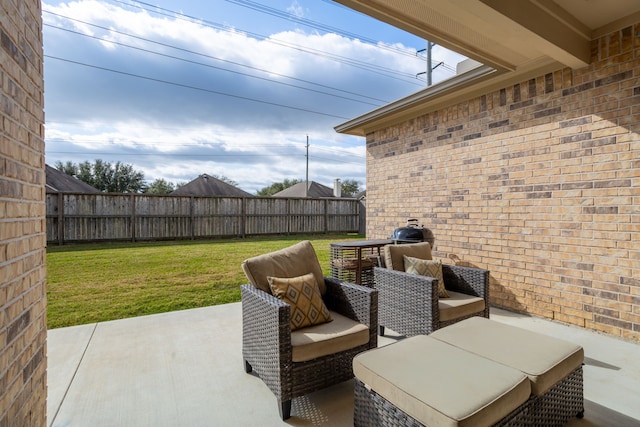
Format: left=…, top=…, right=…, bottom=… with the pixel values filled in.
left=333, top=0, right=640, bottom=135
left=335, top=0, right=640, bottom=71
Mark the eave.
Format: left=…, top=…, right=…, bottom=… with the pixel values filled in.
left=333, top=0, right=640, bottom=136
left=335, top=58, right=562, bottom=136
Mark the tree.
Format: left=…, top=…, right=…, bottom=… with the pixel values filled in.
left=115, top=163, right=145, bottom=193
left=145, top=178, right=175, bottom=194
left=256, top=178, right=303, bottom=196
left=55, top=159, right=146, bottom=193
left=211, top=174, right=239, bottom=187
left=76, top=161, right=94, bottom=187
left=54, top=160, right=77, bottom=176
left=340, top=179, right=362, bottom=197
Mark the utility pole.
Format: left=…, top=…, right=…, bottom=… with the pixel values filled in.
left=426, top=41, right=432, bottom=86
left=416, top=41, right=442, bottom=86
left=305, top=135, right=309, bottom=198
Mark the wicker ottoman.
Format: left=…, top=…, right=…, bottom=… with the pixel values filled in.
left=431, top=317, right=585, bottom=425
left=353, top=336, right=533, bottom=427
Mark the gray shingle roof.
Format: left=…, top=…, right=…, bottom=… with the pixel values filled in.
left=45, top=164, right=101, bottom=194
left=272, top=181, right=336, bottom=198
left=170, top=174, right=253, bottom=197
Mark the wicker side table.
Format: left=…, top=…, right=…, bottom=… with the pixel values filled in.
left=330, top=239, right=392, bottom=286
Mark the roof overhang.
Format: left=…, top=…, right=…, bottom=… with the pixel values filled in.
left=335, top=64, right=497, bottom=135
left=334, top=0, right=640, bottom=136
left=335, top=57, right=563, bottom=136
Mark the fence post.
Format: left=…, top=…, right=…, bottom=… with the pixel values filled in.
left=358, top=199, right=364, bottom=234
left=286, top=198, right=291, bottom=235
left=324, top=199, right=329, bottom=234
left=130, top=194, right=136, bottom=242
left=57, top=192, right=64, bottom=245
left=190, top=196, right=195, bottom=240
left=241, top=197, right=246, bottom=238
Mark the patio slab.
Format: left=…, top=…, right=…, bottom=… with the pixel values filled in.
left=47, top=304, right=640, bottom=426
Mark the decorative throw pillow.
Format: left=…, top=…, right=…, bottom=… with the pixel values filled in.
left=267, top=272, right=333, bottom=330
left=403, top=255, right=450, bottom=298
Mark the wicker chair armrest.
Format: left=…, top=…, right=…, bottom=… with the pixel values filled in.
left=323, top=277, right=378, bottom=328
left=442, top=264, right=489, bottom=299
left=241, top=284, right=291, bottom=367
left=373, top=267, right=439, bottom=308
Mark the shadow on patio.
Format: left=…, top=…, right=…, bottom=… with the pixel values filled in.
left=47, top=304, right=640, bottom=427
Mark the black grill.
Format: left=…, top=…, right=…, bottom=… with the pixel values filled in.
left=390, top=219, right=435, bottom=248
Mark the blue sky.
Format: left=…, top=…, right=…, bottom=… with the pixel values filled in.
left=43, top=0, right=466, bottom=193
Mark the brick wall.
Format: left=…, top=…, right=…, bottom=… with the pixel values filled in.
left=366, top=24, right=640, bottom=341
left=0, top=0, right=47, bottom=425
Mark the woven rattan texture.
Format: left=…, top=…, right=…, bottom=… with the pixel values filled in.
left=330, top=245, right=382, bottom=287
left=509, top=366, right=584, bottom=426
left=241, top=277, right=378, bottom=415
left=354, top=366, right=584, bottom=427
left=374, top=264, right=490, bottom=336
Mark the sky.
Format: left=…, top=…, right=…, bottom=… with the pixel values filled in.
left=43, top=0, right=467, bottom=194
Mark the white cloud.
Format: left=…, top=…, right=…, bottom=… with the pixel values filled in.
left=42, top=1, right=462, bottom=193
left=286, top=1, right=305, bottom=19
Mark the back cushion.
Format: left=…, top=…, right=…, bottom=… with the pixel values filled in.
left=241, top=240, right=326, bottom=295
left=383, top=242, right=433, bottom=271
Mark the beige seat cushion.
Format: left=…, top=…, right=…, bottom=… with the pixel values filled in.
left=383, top=242, right=432, bottom=271
left=241, top=240, right=326, bottom=295
left=353, top=336, right=531, bottom=427
left=291, top=311, right=369, bottom=362
left=439, top=291, right=486, bottom=322
left=431, top=317, right=584, bottom=395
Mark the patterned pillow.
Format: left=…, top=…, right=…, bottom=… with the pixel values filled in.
left=403, top=255, right=450, bottom=298
left=268, top=272, right=333, bottom=330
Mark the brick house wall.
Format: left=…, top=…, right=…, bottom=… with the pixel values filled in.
left=1, top=0, right=47, bottom=425
left=365, top=24, right=640, bottom=341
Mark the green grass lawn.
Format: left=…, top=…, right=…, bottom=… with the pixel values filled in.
left=46, top=234, right=364, bottom=329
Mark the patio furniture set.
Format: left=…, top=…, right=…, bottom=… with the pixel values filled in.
left=240, top=239, right=584, bottom=426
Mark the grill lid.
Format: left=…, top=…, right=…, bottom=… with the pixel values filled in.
left=390, top=219, right=435, bottom=247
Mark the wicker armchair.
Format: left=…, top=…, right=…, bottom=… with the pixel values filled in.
left=241, top=241, right=378, bottom=420
left=374, top=242, right=489, bottom=337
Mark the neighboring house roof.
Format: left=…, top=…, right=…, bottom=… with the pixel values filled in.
left=272, top=181, right=336, bottom=198
left=170, top=174, right=253, bottom=197
left=334, top=0, right=640, bottom=136
left=45, top=164, right=101, bottom=194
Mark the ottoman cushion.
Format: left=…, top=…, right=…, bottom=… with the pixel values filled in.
left=353, top=336, right=531, bottom=427
left=431, top=317, right=584, bottom=395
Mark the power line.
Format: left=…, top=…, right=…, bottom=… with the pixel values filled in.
left=46, top=150, right=366, bottom=165
left=77, top=2, right=425, bottom=84
left=45, top=55, right=352, bottom=120
left=45, top=123, right=367, bottom=158
left=46, top=137, right=366, bottom=158
left=47, top=134, right=366, bottom=162
left=44, top=10, right=414, bottom=100
left=44, top=24, right=382, bottom=107
left=222, top=0, right=420, bottom=59
left=218, top=0, right=456, bottom=76
left=116, top=0, right=418, bottom=60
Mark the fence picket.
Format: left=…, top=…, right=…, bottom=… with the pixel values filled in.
left=46, top=194, right=360, bottom=243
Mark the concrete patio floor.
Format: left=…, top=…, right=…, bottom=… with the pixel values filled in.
left=47, top=303, right=640, bottom=427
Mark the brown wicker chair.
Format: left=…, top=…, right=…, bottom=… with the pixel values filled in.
left=241, top=240, right=378, bottom=420
left=374, top=242, right=489, bottom=337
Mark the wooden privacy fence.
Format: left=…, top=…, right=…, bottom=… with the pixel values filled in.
left=46, top=193, right=361, bottom=244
